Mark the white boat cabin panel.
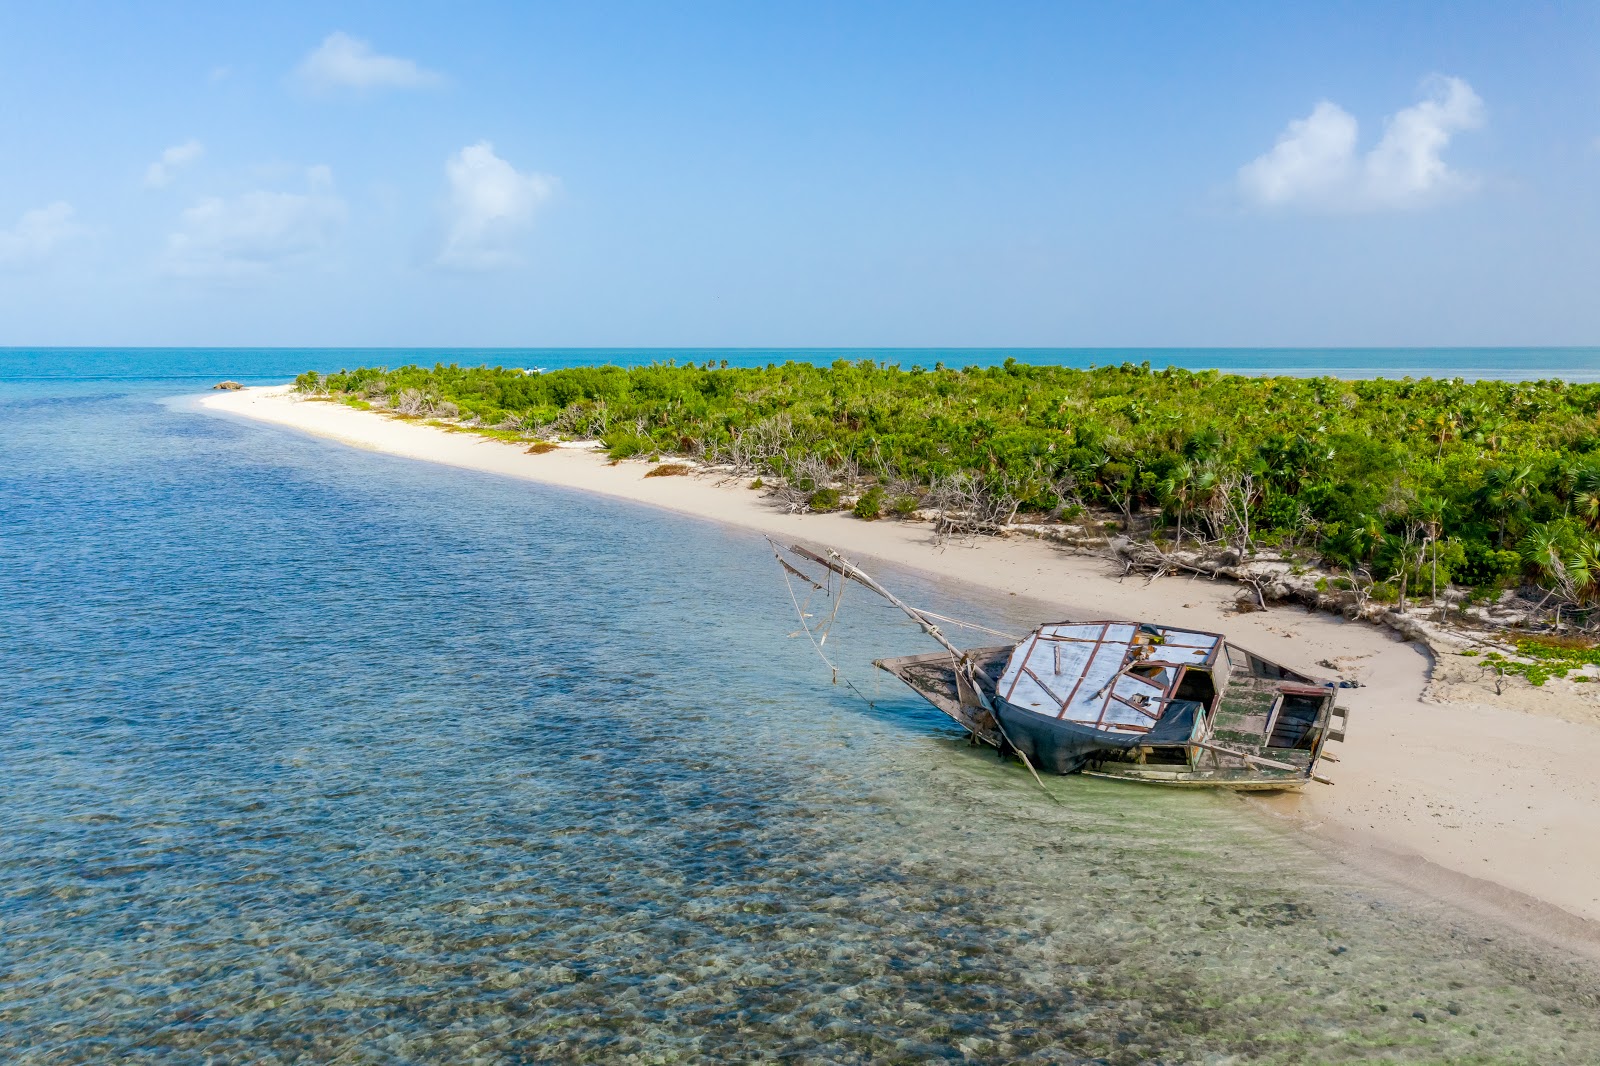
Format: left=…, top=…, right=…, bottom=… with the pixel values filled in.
left=997, top=621, right=1224, bottom=733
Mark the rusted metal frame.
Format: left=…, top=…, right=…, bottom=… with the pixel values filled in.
left=1033, top=635, right=1118, bottom=644
left=1116, top=669, right=1171, bottom=717
left=1171, top=664, right=1210, bottom=721
left=1020, top=665, right=1072, bottom=711
left=1152, top=626, right=1228, bottom=641
left=1095, top=628, right=1136, bottom=730
left=1003, top=629, right=1046, bottom=702
left=1136, top=662, right=1186, bottom=700
left=1161, top=664, right=1184, bottom=706
left=1109, top=691, right=1163, bottom=720
left=1029, top=628, right=1217, bottom=650
left=1061, top=622, right=1110, bottom=721
left=1119, top=670, right=1165, bottom=691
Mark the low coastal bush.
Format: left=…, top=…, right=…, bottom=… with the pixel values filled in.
left=1480, top=637, right=1600, bottom=686
left=299, top=358, right=1600, bottom=616
left=853, top=486, right=886, bottom=520
left=526, top=441, right=560, bottom=454
left=644, top=463, right=691, bottom=478
left=809, top=487, right=841, bottom=512
left=601, top=431, right=651, bottom=458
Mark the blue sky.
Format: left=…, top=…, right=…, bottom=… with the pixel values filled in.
left=1, top=2, right=1596, bottom=347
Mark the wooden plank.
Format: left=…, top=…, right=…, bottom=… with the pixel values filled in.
left=775, top=556, right=825, bottom=591
left=1191, top=740, right=1334, bottom=785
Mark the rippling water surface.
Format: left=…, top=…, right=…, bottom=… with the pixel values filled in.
left=3, top=367, right=1599, bottom=1063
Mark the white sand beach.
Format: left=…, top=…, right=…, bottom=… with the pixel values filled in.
left=202, top=385, right=1600, bottom=943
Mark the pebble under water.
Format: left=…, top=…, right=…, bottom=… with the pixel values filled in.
left=2, top=377, right=1599, bottom=1064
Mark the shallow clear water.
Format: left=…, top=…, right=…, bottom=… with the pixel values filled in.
left=2, top=366, right=1598, bottom=1063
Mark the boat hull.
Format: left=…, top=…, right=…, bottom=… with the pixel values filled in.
left=779, top=545, right=1340, bottom=792
left=1081, top=768, right=1308, bottom=791
left=876, top=644, right=1328, bottom=790
left=993, top=698, right=1145, bottom=774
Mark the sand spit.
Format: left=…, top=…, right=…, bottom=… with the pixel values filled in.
left=199, top=385, right=1600, bottom=940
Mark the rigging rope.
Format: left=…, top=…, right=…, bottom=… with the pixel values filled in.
left=773, top=544, right=876, bottom=709
left=818, top=566, right=847, bottom=647
left=904, top=609, right=1020, bottom=642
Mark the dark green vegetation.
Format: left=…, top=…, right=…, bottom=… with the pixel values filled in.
left=297, top=359, right=1600, bottom=617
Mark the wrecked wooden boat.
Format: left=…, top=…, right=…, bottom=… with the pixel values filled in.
left=773, top=542, right=1347, bottom=791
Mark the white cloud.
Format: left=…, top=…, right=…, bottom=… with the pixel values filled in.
left=161, top=166, right=345, bottom=279
left=1237, top=101, right=1358, bottom=208
left=1364, top=77, right=1485, bottom=202
left=1238, top=76, right=1484, bottom=211
left=293, top=31, right=441, bottom=94
left=435, top=142, right=557, bottom=271
left=144, top=140, right=205, bottom=189
left=0, top=202, right=85, bottom=268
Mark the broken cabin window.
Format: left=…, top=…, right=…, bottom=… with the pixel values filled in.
left=1173, top=668, right=1215, bottom=706
left=1267, top=694, right=1324, bottom=749
left=1249, top=655, right=1290, bottom=680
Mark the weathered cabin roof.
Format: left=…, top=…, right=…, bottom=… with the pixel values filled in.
left=996, top=621, right=1223, bottom=733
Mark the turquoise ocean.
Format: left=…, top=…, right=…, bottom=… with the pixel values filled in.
left=4, top=346, right=1600, bottom=385
left=3, top=348, right=1599, bottom=1063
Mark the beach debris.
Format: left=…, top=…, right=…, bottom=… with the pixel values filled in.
left=212, top=380, right=244, bottom=390
left=1317, top=658, right=1365, bottom=688
left=772, top=542, right=1346, bottom=791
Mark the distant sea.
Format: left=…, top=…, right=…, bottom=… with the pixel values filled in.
left=3, top=348, right=1598, bottom=1061
left=2, top=346, right=1599, bottom=387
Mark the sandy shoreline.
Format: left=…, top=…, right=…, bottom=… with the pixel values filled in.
left=199, top=385, right=1600, bottom=941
